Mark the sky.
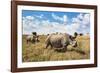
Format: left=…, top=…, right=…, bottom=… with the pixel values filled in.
left=22, top=10, right=90, bottom=35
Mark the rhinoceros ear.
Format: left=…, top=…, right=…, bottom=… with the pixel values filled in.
left=73, top=32, right=78, bottom=39
left=32, top=32, right=37, bottom=36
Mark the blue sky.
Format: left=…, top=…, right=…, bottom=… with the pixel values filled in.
left=22, top=10, right=90, bottom=35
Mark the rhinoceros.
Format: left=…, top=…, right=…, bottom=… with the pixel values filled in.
left=45, top=33, right=77, bottom=51
left=26, top=35, right=39, bottom=44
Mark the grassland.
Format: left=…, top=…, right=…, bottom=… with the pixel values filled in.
left=22, top=35, right=90, bottom=62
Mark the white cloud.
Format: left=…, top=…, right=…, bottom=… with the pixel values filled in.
left=35, top=14, right=44, bottom=19
left=82, top=14, right=90, bottom=25
left=72, top=13, right=90, bottom=34
left=23, top=13, right=90, bottom=35
left=77, top=13, right=83, bottom=20
left=72, top=18, right=81, bottom=23
left=63, top=15, right=67, bottom=22
left=72, top=13, right=90, bottom=26
left=23, top=15, right=68, bottom=35
left=52, top=13, right=63, bottom=21
left=52, top=13, right=67, bottom=23
left=25, top=16, right=34, bottom=20
left=22, top=16, right=40, bottom=34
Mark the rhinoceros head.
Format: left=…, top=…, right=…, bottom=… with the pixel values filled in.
left=69, top=35, right=77, bottom=47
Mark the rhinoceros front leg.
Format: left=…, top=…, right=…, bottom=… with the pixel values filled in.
left=45, top=42, right=49, bottom=49
left=45, top=42, right=53, bottom=49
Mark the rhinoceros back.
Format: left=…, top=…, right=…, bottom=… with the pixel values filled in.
left=49, top=34, right=69, bottom=48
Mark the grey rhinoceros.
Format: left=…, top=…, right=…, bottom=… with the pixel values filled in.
left=45, top=33, right=77, bottom=51
left=26, top=32, right=39, bottom=44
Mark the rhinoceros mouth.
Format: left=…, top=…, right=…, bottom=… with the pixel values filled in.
left=72, top=41, right=77, bottom=47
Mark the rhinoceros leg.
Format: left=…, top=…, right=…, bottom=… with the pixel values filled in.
left=45, top=41, right=51, bottom=49
left=45, top=43, right=49, bottom=48
left=45, top=42, right=53, bottom=49
left=26, top=40, right=29, bottom=44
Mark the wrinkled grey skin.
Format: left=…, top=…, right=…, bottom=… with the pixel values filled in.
left=26, top=35, right=39, bottom=44
left=45, top=33, right=77, bottom=51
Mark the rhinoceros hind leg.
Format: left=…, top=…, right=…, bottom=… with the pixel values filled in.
left=45, top=42, right=50, bottom=49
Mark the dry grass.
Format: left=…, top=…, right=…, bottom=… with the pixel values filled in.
left=22, top=35, right=90, bottom=62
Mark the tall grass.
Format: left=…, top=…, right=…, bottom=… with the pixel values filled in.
left=22, top=35, right=90, bottom=62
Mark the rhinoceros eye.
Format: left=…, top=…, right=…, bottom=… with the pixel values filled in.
left=69, top=35, right=74, bottom=41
